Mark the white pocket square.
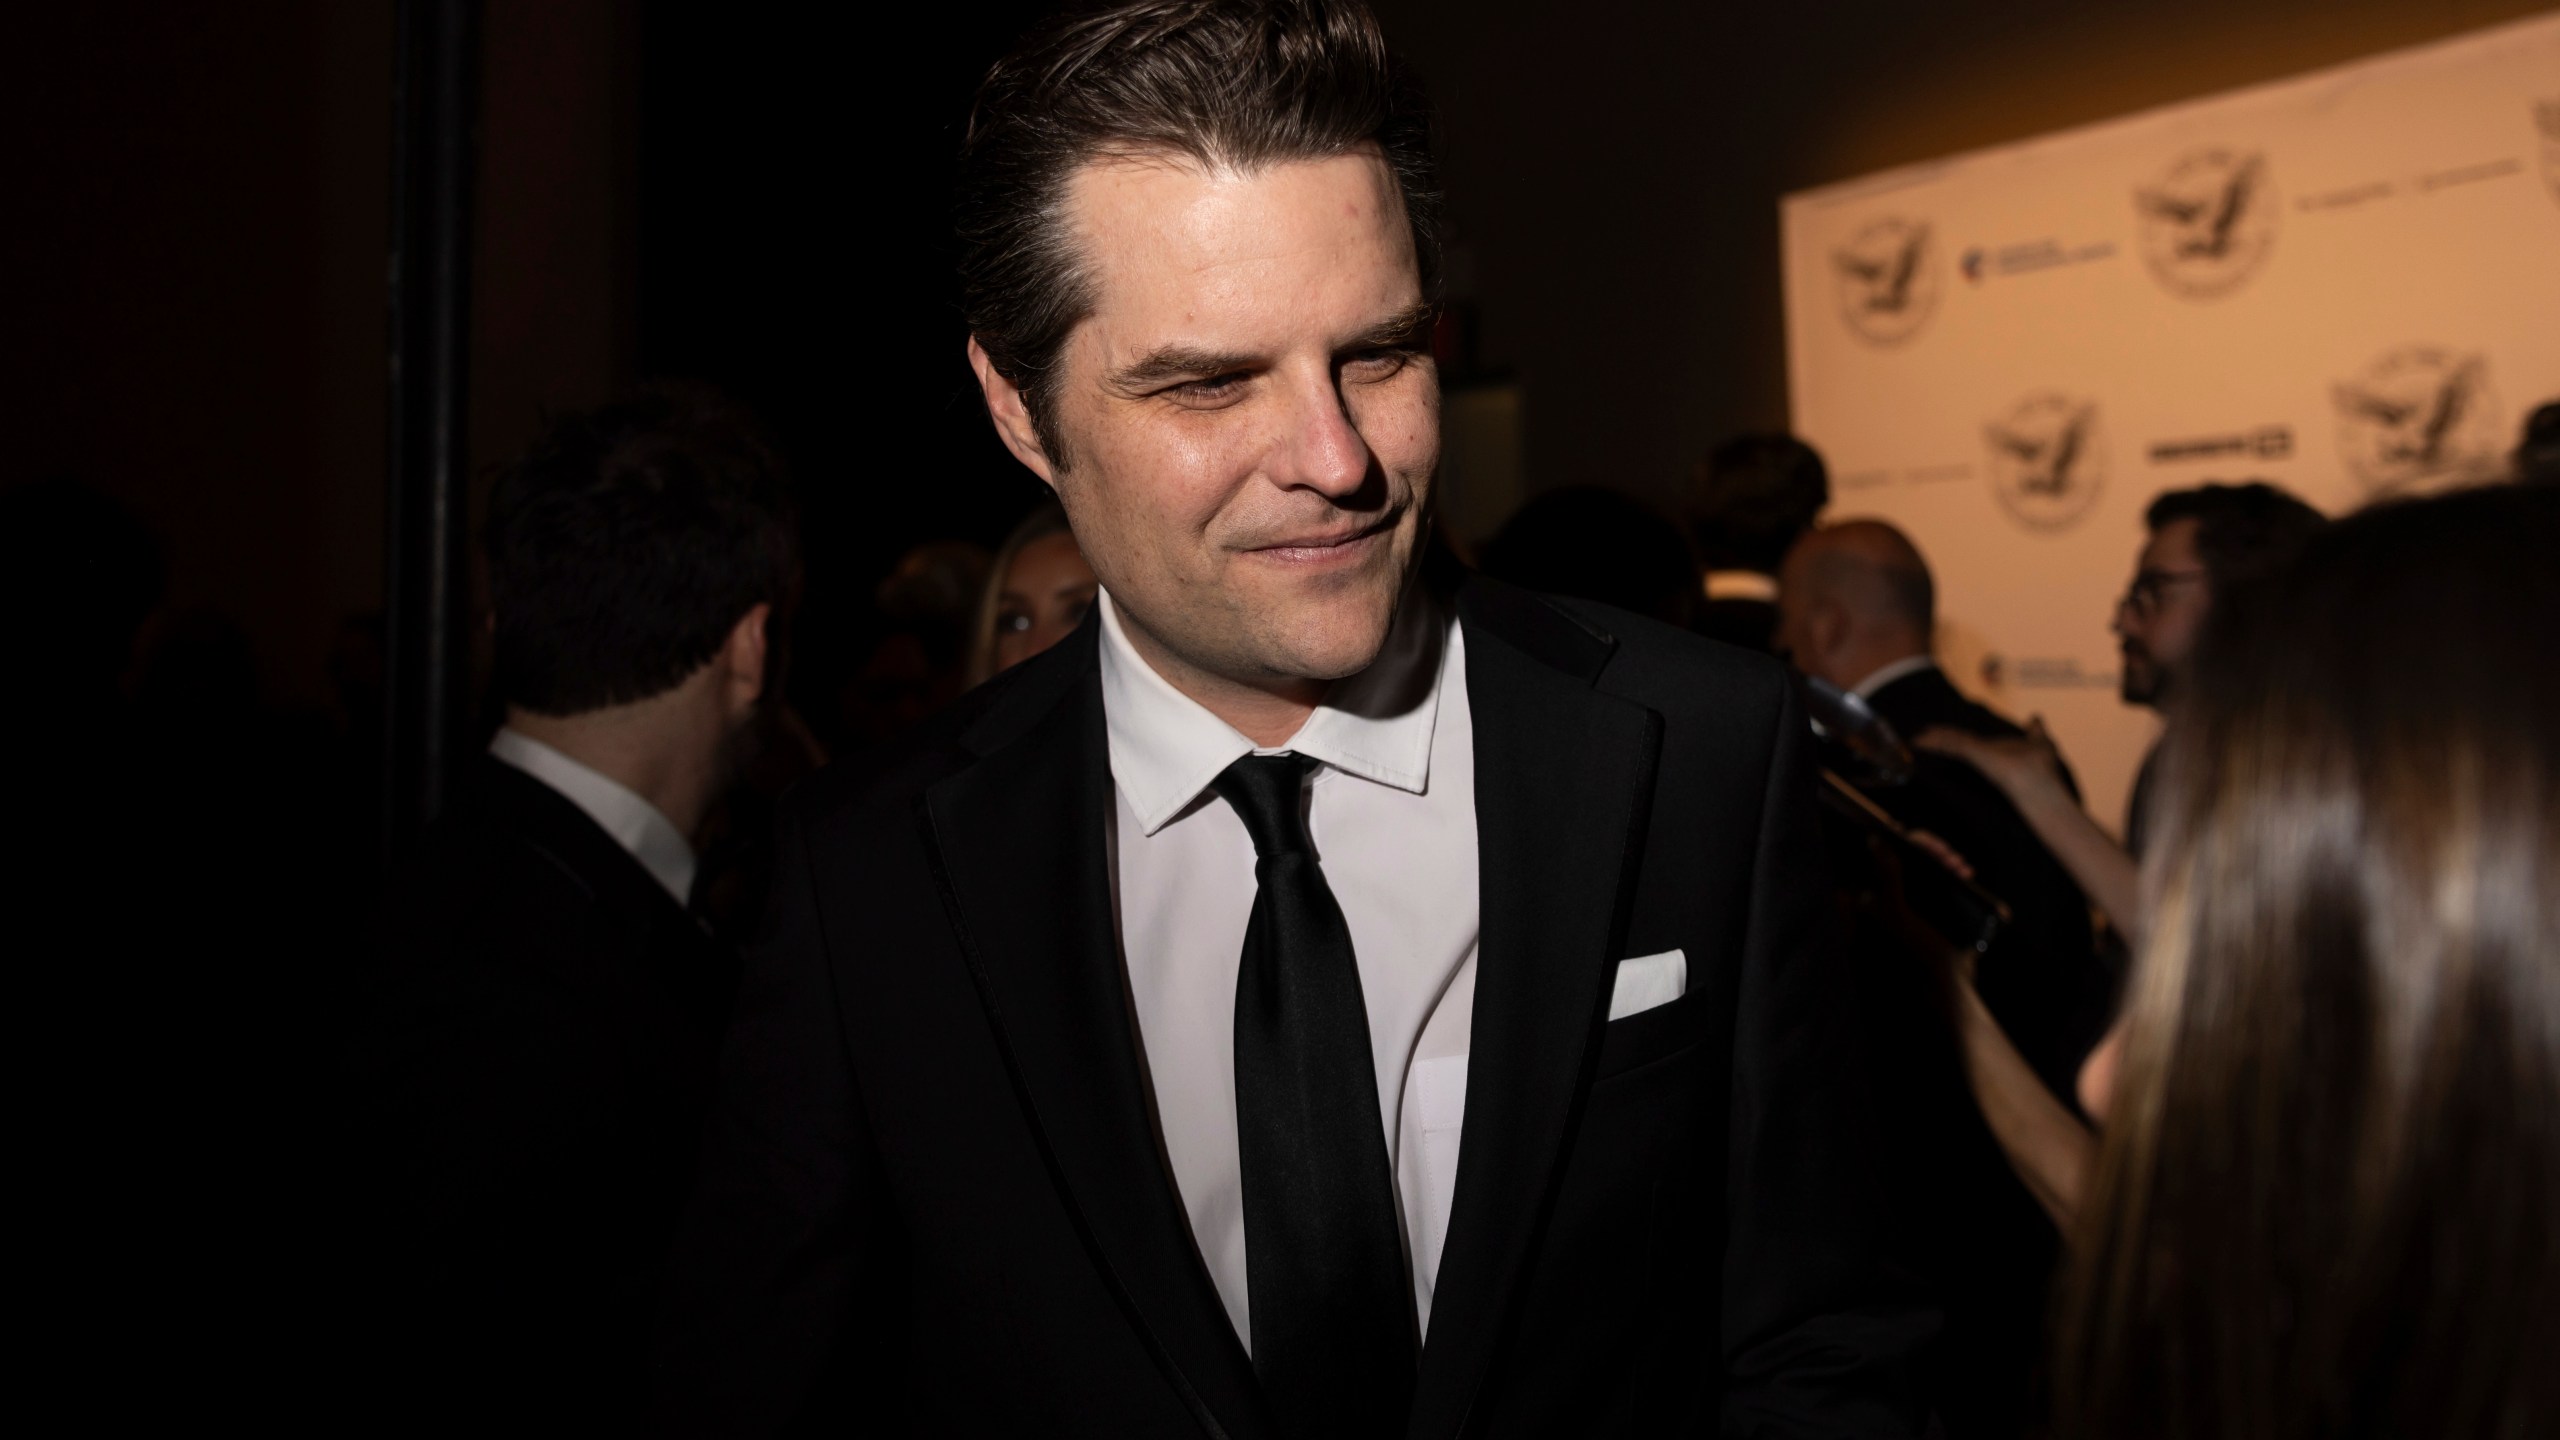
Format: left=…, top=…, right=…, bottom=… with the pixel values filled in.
left=1607, top=948, right=1687, bottom=1021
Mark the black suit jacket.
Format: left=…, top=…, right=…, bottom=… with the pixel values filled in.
left=659, top=579, right=1930, bottom=1437
left=373, top=757, right=738, bottom=1429
left=1844, top=667, right=2110, bottom=1439
left=1859, top=667, right=2108, bottom=1101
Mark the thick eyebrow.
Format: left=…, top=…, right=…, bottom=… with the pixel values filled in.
left=1106, top=345, right=1259, bottom=392
left=1103, top=301, right=1439, bottom=394
left=1345, top=300, right=1437, bottom=353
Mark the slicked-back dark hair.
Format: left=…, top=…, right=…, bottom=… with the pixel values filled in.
left=2142, top=481, right=2326, bottom=597
left=956, top=0, right=1441, bottom=461
left=486, top=386, right=797, bottom=716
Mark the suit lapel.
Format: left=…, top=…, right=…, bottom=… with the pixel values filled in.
left=1410, top=580, right=1663, bottom=1439
left=921, top=623, right=1268, bottom=1440
left=1865, top=666, right=1958, bottom=739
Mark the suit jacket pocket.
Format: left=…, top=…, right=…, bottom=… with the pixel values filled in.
left=1594, top=985, right=1707, bottom=1081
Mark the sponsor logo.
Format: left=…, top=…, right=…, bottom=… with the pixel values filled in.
left=2295, top=180, right=2395, bottom=213
left=2330, top=346, right=2506, bottom=496
left=2540, top=99, right=2560, bottom=206
left=1976, top=655, right=2117, bottom=691
left=2414, top=157, right=2521, bottom=193
left=1960, top=238, right=2115, bottom=285
left=2145, top=425, right=2292, bottom=465
left=2135, top=148, right=2278, bottom=300
left=1837, top=462, right=1975, bottom=491
left=1832, top=217, right=1938, bottom=346
left=1984, top=392, right=2106, bottom=533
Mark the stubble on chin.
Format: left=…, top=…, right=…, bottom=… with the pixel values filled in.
left=2119, top=663, right=2162, bottom=708
left=1252, top=556, right=1413, bottom=682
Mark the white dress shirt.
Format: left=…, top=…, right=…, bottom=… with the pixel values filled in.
left=1702, top=568, right=1779, bottom=603
left=488, top=727, right=698, bottom=906
left=1098, top=589, right=1479, bottom=1353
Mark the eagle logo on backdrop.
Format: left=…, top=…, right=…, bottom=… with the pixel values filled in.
left=2135, top=148, right=2278, bottom=300
left=2539, top=98, right=2560, bottom=207
left=1984, top=392, right=2107, bottom=533
left=1832, top=217, right=1939, bottom=346
left=2331, top=346, right=2507, bottom=496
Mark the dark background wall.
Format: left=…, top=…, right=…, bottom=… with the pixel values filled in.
left=8, top=0, right=2545, bottom=725
left=9, top=3, right=395, bottom=715
left=7, top=2, right=643, bottom=719
left=635, top=0, right=1054, bottom=739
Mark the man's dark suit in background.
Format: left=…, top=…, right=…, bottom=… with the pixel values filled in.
left=373, top=760, right=739, bottom=1428
left=1861, top=665, right=2110, bottom=1099
left=659, top=580, right=1931, bottom=1437
left=1841, top=665, right=2109, bottom=1439
left=365, top=386, right=790, bottom=1427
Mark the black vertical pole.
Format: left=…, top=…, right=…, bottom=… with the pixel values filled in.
left=383, top=0, right=481, bottom=864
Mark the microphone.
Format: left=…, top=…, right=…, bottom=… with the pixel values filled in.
left=1798, top=673, right=1915, bottom=787
left=1796, top=672, right=2010, bottom=955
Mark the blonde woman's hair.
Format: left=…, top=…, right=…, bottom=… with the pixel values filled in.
left=966, top=499, right=1076, bottom=687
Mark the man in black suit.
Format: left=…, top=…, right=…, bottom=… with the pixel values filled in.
left=1776, top=520, right=2108, bottom=1095
left=373, top=389, right=795, bottom=1427
left=1775, top=519, right=2108, bottom=1437
left=1686, top=434, right=1831, bottom=654
left=659, top=4, right=1930, bottom=1435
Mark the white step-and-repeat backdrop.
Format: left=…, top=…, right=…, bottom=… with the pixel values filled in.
left=1781, top=13, right=2560, bottom=832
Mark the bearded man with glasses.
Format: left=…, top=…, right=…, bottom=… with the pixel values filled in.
left=2111, top=483, right=2326, bottom=855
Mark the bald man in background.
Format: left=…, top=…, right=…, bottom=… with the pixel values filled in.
left=1776, top=520, right=2113, bottom=1440
left=1774, top=520, right=2109, bottom=1093
left=1775, top=524, right=2009, bottom=759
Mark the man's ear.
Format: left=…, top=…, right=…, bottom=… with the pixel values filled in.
left=968, top=336, right=1057, bottom=486
left=720, top=602, right=771, bottom=717
left=1808, top=600, right=1852, bottom=669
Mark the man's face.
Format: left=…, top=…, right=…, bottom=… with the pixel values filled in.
left=2112, top=516, right=2212, bottom=708
left=989, top=148, right=1437, bottom=693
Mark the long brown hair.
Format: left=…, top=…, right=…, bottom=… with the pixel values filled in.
left=2057, top=482, right=2560, bottom=1439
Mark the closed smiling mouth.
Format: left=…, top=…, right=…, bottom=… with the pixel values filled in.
left=1245, top=511, right=1400, bottom=564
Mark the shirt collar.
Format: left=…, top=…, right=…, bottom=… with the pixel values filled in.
left=1849, top=653, right=1938, bottom=702
left=1703, top=569, right=1779, bottom=603
left=1097, top=586, right=1449, bottom=836
left=489, top=727, right=699, bottom=905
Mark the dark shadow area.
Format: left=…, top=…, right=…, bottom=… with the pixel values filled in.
left=637, top=0, right=1060, bottom=761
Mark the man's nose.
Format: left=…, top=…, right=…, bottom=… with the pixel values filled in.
left=1271, top=371, right=1374, bottom=500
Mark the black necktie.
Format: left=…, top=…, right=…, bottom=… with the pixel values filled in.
left=1213, top=753, right=1416, bottom=1437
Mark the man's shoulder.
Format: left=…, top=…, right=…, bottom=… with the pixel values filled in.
left=1527, top=590, right=1795, bottom=726
left=1872, top=667, right=2026, bottom=742
left=389, top=766, right=692, bottom=982
left=781, top=639, right=1084, bottom=852
left=405, top=762, right=613, bottom=911
left=1952, top=696, right=2030, bottom=741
